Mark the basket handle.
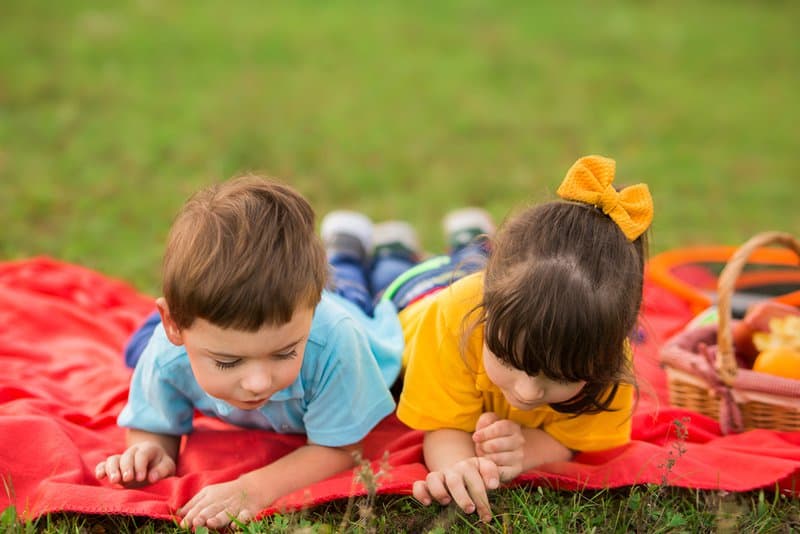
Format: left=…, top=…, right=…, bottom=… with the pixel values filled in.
left=716, top=231, right=800, bottom=386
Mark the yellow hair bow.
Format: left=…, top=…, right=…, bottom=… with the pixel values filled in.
left=556, top=155, right=653, bottom=241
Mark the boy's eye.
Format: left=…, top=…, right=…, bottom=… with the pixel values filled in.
left=274, top=350, right=298, bottom=360
left=214, top=359, right=241, bottom=370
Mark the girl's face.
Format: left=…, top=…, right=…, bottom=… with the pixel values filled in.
left=482, top=343, right=586, bottom=410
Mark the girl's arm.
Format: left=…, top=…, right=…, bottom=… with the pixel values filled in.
left=519, top=427, right=574, bottom=469
left=414, top=428, right=500, bottom=523
left=423, top=428, right=477, bottom=470
left=95, top=428, right=180, bottom=486
left=178, top=441, right=359, bottom=530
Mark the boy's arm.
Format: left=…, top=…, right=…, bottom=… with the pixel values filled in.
left=178, top=441, right=359, bottom=529
left=126, top=428, right=181, bottom=461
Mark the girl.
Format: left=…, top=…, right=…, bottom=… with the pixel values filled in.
left=392, top=155, right=653, bottom=522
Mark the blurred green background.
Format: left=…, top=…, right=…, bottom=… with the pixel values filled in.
left=2, top=1, right=798, bottom=296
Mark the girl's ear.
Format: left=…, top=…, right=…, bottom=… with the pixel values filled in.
left=156, top=297, right=184, bottom=346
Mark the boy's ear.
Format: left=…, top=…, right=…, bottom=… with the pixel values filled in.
left=156, top=297, right=184, bottom=346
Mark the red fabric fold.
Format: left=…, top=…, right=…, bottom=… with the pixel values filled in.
left=0, top=257, right=797, bottom=520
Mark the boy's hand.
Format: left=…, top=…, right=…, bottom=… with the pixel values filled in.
left=472, top=412, right=525, bottom=482
left=95, top=441, right=176, bottom=487
left=412, top=456, right=499, bottom=523
left=178, top=476, right=267, bottom=530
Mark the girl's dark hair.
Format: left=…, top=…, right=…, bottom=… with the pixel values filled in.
left=479, top=201, right=648, bottom=415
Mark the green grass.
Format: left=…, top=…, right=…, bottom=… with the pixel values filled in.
left=2, top=0, right=800, bottom=531
left=3, top=486, right=799, bottom=533
left=2, top=0, right=798, bottom=295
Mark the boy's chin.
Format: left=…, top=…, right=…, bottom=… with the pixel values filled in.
left=232, top=398, right=270, bottom=410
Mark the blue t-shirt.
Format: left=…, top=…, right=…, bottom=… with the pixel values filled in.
left=117, top=292, right=402, bottom=447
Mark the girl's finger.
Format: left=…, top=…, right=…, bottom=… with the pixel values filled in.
left=443, top=470, right=476, bottom=514
left=480, top=451, right=518, bottom=469
left=477, top=434, right=523, bottom=454
left=474, top=412, right=500, bottom=433
left=425, top=471, right=452, bottom=505
left=461, top=466, right=492, bottom=520
left=476, top=457, right=500, bottom=491
left=412, top=480, right=433, bottom=506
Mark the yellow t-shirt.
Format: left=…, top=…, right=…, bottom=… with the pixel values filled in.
left=396, top=271, right=633, bottom=452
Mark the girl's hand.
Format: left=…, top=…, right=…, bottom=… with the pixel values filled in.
left=178, top=477, right=267, bottom=529
left=412, top=456, right=500, bottom=523
left=95, top=441, right=176, bottom=487
left=472, top=412, right=525, bottom=482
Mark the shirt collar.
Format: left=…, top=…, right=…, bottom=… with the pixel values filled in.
left=266, top=374, right=305, bottom=401
left=473, top=346, right=494, bottom=393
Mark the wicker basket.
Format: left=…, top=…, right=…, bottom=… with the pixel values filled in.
left=659, top=232, right=800, bottom=433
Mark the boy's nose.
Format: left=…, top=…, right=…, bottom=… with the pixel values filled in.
left=241, top=368, right=272, bottom=395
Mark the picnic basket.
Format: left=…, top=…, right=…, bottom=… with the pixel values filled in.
left=659, top=231, right=800, bottom=434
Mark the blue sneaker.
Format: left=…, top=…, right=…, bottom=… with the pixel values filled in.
left=320, top=210, right=374, bottom=264
left=443, top=207, right=495, bottom=253
left=373, top=220, right=422, bottom=261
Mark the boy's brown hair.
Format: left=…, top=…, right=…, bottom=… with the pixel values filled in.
left=162, top=175, right=328, bottom=331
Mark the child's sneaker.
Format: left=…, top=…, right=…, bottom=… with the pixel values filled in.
left=443, top=207, right=495, bottom=252
left=320, top=210, right=373, bottom=264
left=373, top=220, right=422, bottom=261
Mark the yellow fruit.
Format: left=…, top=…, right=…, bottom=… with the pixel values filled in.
left=752, top=348, right=800, bottom=380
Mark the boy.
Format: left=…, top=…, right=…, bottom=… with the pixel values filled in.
left=95, top=176, right=403, bottom=529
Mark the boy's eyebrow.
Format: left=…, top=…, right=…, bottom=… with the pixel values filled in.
left=205, top=337, right=305, bottom=359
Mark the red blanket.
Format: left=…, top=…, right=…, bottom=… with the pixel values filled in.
left=1, top=258, right=798, bottom=520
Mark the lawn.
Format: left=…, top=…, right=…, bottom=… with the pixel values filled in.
left=1, top=0, right=799, bottom=531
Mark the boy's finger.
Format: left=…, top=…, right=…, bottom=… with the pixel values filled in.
left=132, top=447, right=152, bottom=482
left=118, top=448, right=137, bottom=483
left=178, top=490, right=201, bottom=518
left=104, top=455, right=122, bottom=483
left=148, top=459, right=173, bottom=483
left=205, top=508, right=234, bottom=530
left=94, top=461, right=107, bottom=479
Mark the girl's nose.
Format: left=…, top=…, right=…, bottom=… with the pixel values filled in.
left=515, top=376, right=545, bottom=403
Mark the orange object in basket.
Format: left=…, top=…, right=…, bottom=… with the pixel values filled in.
left=752, top=348, right=800, bottom=379
left=647, top=245, right=800, bottom=316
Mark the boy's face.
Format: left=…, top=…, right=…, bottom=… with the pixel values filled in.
left=482, top=344, right=586, bottom=410
left=157, top=298, right=313, bottom=411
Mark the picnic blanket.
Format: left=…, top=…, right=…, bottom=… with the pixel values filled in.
left=1, top=257, right=798, bottom=521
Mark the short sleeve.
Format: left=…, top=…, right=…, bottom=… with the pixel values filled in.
left=543, top=382, right=634, bottom=451
left=117, top=325, right=195, bottom=436
left=302, top=318, right=395, bottom=447
left=397, top=296, right=484, bottom=432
